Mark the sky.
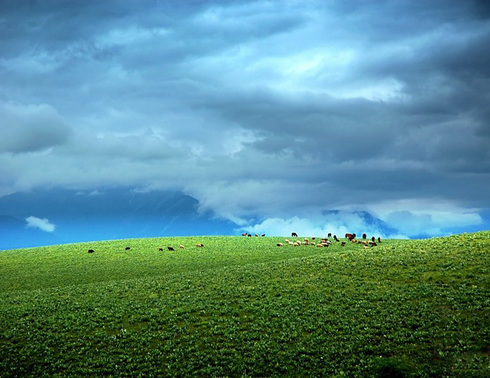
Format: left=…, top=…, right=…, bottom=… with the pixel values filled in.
left=1, top=0, right=490, bottom=243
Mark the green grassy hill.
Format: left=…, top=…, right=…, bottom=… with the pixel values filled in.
left=1, top=233, right=489, bottom=377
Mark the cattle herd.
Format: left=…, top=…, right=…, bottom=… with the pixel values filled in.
left=273, top=232, right=382, bottom=249
left=86, top=232, right=382, bottom=253
left=87, top=243, right=204, bottom=253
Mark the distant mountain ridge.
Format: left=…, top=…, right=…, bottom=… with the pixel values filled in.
left=0, top=188, right=238, bottom=250
left=321, top=209, right=400, bottom=237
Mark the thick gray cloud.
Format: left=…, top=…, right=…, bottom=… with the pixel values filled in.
left=0, top=102, right=71, bottom=153
left=1, top=0, right=489, bottom=237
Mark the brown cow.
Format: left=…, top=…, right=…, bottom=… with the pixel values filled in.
left=345, top=233, right=356, bottom=241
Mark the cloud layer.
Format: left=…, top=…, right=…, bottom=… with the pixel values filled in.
left=1, top=0, right=489, bottom=237
left=25, top=216, right=56, bottom=233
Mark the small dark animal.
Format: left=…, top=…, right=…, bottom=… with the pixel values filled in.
left=248, top=234, right=252, bottom=237
left=242, top=233, right=247, bottom=236
left=291, top=232, right=298, bottom=237
left=261, top=234, right=266, bottom=237
left=378, top=237, right=381, bottom=243
left=158, top=248, right=163, bottom=251
left=125, top=247, right=130, bottom=250
left=328, top=233, right=332, bottom=238
left=341, top=242, right=346, bottom=247
left=196, top=243, right=204, bottom=247
left=334, top=235, right=339, bottom=242
left=167, top=246, right=175, bottom=251
left=362, top=233, right=367, bottom=240
left=87, top=249, right=95, bottom=253
left=276, top=243, right=283, bottom=247
left=372, top=236, right=376, bottom=242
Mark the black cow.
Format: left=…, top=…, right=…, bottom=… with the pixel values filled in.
left=125, top=247, right=130, bottom=250
left=167, top=246, right=175, bottom=251
left=87, top=249, right=95, bottom=253
left=362, top=233, right=367, bottom=239
left=333, top=235, right=339, bottom=242
left=291, top=232, right=298, bottom=237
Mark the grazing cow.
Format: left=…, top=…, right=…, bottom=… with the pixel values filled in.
left=341, top=242, right=346, bottom=247
left=125, top=247, right=130, bottom=250
left=158, top=248, right=163, bottom=251
left=87, top=249, right=95, bottom=253
left=261, top=234, right=266, bottom=237
left=378, top=237, right=381, bottom=243
left=372, top=236, right=376, bottom=242
left=362, top=234, right=367, bottom=240
left=328, top=233, right=332, bottom=238
left=291, top=232, right=298, bottom=237
left=304, top=238, right=309, bottom=245
left=277, top=243, right=283, bottom=247
left=242, top=233, right=247, bottom=236
left=167, top=246, right=175, bottom=251
left=248, top=234, right=252, bottom=237
left=179, top=244, right=185, bottom=249
left=255, top=234, right=259, bottom=237
left=334, top=235, right=339, bottom=242
left=196, top=243, right=204, bottom=247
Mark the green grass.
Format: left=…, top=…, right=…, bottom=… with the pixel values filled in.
left=0, top=232, right=489, bottom=377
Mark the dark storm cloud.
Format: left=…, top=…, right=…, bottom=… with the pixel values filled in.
left=0, top=102, right=71, bottom=153
left=1, top=0, right=489, bottom=237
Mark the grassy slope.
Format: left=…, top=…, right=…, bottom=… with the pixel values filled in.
left=0, top=233, right=489, bottom=377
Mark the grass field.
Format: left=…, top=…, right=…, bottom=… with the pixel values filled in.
left=0, top=232, right=489, bottom=377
